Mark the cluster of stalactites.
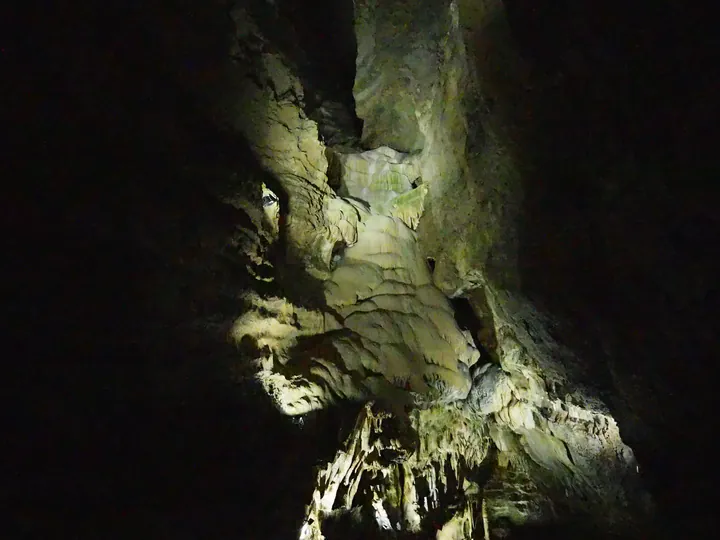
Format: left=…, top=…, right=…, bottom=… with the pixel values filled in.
left=299, top=402, right=491, bottom=540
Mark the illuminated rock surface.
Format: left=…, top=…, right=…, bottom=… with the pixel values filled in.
left=225, top=2, right=650, bottom=538
left=329, top=146, right=421, bottom=217
left=22, top=0, right=713, bottom=538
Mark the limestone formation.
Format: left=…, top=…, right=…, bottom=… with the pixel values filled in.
left=232, top=209, right=480, bottom=414
left=353, top=0, right=448, bottom=152
left=225, top=1, right=651, bottom=538
left=309, top=100, right=359, bottom=147
left=329, top=146, right=420, bottom=214
left=325, top=212, right=479, bottom=405
left=299, top=402, right=492, bottom=540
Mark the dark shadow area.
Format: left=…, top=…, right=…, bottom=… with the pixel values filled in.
left=276, top=0, right=358, bottom=102
left=502, top=521, right=634, bottom=540
left=321, top=507, right=392, bottom=540
left=258, top=173, right=331, bottom=311
left=449, top=297, right=483, bottom=340
left=449, top=296, right=494, bottom=360
left=4, top=1, right=350, bottom=537
left=501, top=1, right=716, bottom=537
left=281, top=0, right=365, bottom=146
left=249, top=0, right=361, bottom=134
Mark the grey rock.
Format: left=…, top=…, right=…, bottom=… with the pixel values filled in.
left=353, top=0, right=450, bottom=152
left=466, top=363, right=512, bottom=415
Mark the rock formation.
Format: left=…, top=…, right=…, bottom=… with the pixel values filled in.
left=222, top=1, right=652, bottom=538
left=16, top=0, right=714, bottom=537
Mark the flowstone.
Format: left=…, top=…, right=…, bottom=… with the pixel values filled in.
left=225, top=3, right=651, bottom=538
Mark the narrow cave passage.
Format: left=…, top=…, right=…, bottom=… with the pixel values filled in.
left=269, top=0, right=364, bottom=144
left=277, top=0, right=358, bottom=99
left=449, top=295, right=498, bottom=364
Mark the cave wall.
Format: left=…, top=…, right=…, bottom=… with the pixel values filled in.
left=501, top=3, right=717, bottom=535
left=9, top=0, right=716, bottom=538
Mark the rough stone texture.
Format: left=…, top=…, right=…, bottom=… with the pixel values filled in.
left=353, top=0, right=450, bottom=152
left=308, top=100, right=359, bottom=146
left=416, top=0, right=522, bottom=293
left=483, top=464, right=554, bottom=528
left=326, top=213, right=479, bottom=404
left=227, top=1, right=651, bottom=537
left=436, top=504, right=475, bottom=540
left=476, top=281, right=651, bottom=528
left=329, top=146, right=420, bottom=213
left=227, top=6, right=343, bottom=270
left=329, top=146, right=429, bottom=229
left=353, top=0, right=521, bottom=293
left=229, top=7, right=328, bottom=186
left=300, top=402, right=492, bottom=540
left=466, top=363, right=513, bottom=415
left=227, top=7, right=482, bottom=418
left=232, top=210, right=480, bottom=415
left=24, top=0, right=712, bottom=538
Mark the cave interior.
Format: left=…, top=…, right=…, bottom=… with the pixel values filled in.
left=5, top=0, right=716, bottom=538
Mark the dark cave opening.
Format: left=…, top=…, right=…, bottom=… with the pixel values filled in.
left=278, top=0, right=357, bottom=97
left=265, top=0, right=364, bottom=144
left=449, top=296, right=483, bottom=341
left=449, top=295, right=496, bottom=361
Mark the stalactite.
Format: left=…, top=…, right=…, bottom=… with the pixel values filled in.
left=402, top=462, right=422, bottom=531
left=482, top=497, right=490, bottom=540
left=428, top=463, right=438, bottom=508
